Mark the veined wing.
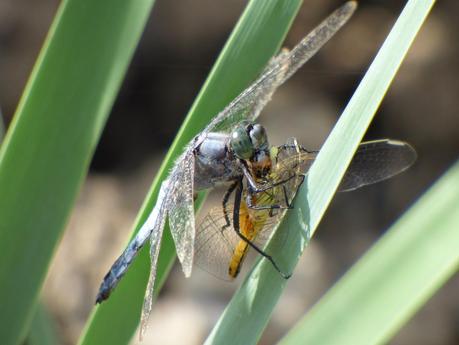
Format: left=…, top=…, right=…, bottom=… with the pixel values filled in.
left=194, top=204, right=241, bottom=280
left=253, top=138, right=416, bottom=224
left=270, top=138, right=314, bottom=202
left=140, top=179, right=170, bottom=338
left=338, top=139, right=417, bottom=192
left=272, top=139, right=417, bottom=193
left=194, top=199, right=281, bottom=280
left=167, top=149, right=196, bottom=277
left=204, top=2, right=357, bottom=133
left=141, top=149, right=198, bottom=336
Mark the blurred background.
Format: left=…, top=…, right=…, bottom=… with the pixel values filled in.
left=1, top=0, right=458, bottom=344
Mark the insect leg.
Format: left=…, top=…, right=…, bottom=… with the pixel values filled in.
left=245, top=173, right=299, bottom=211
left=241, top=162, right=297, bottom=194
left=281, top=173, right=305, bottom=209
left=277, top=143, right=314, bottom=154
left=245, top=198, right=291, bottom=210
left=222, top=181, right=239, bottom=230
left=232, top=178, right=291, bottom=279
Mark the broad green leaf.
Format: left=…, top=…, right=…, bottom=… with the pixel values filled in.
left=204, top=1, right=435, bottom=344
left=0, top=0, right=155, bottom=343
left=79, top=0, right=303, bottom=344
left=279, top=158, right=459, bottom=345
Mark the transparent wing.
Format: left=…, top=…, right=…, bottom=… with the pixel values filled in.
left=194, top=201, right=279, bottom=280
left=168, top=150, right=196, bottom=277
left=270, top=138, right=316, bottom=206
left=194, top=205, right=240, bottom=280
left=140, top=179, right=170, bottom=339
left=204, top=2, right=356, bottom=133
left=339, top=139, right=417, bottom=192
left=273, top=138, right=416, bottom=193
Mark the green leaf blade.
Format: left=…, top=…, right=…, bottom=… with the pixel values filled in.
left=0, top=0, right=155, bottom=343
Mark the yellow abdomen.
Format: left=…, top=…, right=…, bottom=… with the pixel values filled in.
left=228, top=194, right=271, bottom=278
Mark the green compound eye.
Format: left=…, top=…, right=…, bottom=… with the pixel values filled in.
left=249, top=123, right=268, bottom=151
left=230, top=123, right=254, bottom=160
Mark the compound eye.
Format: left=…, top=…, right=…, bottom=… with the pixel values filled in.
left=249, top=124, right=268, bottom=151
left=230, top=125, right=254, bottom=160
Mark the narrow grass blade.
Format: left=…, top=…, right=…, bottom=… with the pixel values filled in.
left=0, top=0, right=155, bottom=343
left=26, top=303, right=58, bottom=345
left=79, top=1, right=303, bottom=344
left=279, top=159, right=459, bottom=345
left=204, top=1, right=435, bottom=344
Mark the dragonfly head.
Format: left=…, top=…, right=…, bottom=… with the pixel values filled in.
left=230, top=122, right=272, bottom=179
left=230, top=122, right=269, bottom=159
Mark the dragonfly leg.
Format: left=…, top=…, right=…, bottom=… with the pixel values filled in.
left=221, top=181, right=239, bottom=231
left=276, top=143, right=314, bottom=155
left=277, top=173, right=305, bottom=209
left=257, top=173, right=297, bottom=193
left=241, top=162, right=297, bottom=195
left=245, top=196, right=290, bottom=211
left=244, top=173, right=301, bottom=211
left=233, top=178, right=291, bottom=279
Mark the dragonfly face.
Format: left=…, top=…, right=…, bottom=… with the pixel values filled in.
left=230, top=121, right=269, bottom=160
left=230, top=121, right=273, bottom=181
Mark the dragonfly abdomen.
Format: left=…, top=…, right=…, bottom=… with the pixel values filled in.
left=228, top=197, right=272, bottom=278
left=228, top=203, right=254, bottom=278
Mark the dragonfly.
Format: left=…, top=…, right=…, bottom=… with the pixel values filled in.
left=194, top=136, right=416, bottom=280
left=95, top=1, right=391, bottom=334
